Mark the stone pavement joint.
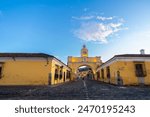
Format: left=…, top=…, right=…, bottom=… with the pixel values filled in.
left=82, top=80, right=89, bottom=100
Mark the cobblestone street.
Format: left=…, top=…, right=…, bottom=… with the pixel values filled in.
left=0, top=79, right=150, bottom=100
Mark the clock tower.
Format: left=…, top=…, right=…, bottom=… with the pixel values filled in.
left=81, top=45, right=88, bottom=57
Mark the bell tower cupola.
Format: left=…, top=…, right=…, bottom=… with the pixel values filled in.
left=81, top=45, right=88, bottom=57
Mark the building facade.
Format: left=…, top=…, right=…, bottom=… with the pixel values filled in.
left=1, top=46, right=150, bottom=86
left=0, top=53, right=71, bottom=85
left=96, top=54, right=150, bottom=85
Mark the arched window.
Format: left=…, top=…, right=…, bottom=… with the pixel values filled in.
left=0, top=63, right=4, bottom=79
left=60, top=69, right=62, bottom=79
left=106, top=66, right=110, bottom=78
left=101, top=69, right=104, bottom=79
left=135, top=63, right=146, bottom=77
left=97, top=71, right=100, bottom=79
left=82, top=58, right=86, bottom=62
left=54, top=69, right=58, bottom=79
left=0, top=67, right=2, bottom=79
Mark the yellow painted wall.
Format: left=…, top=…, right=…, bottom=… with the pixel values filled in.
left=97, top=61, right=150, bottom=85
left=51, top=59, right=71, bottom=85
left=144, top=62, right=150, bottom=85
left=0, top=58, right=71, bottom=85
left=68, top=56, right=101, bottom=63
left=110, top=61, right=137, bottom=85
left=0, top=60, right=52, bottom=85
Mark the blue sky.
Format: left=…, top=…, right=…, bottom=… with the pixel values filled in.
left=0, top=0, right=150, bottom=63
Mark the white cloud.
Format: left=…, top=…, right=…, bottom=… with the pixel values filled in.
left=96, top=16, right=113, bottom=21
left=119, top=18, right=125, bottom=23
left=109, top=23, right=122, bottom=28
left=72, top=14, right=127, bottom=44
left=74, top=22, right=125, bottom=43
left=72, top=15, right=114, bottom=21
left=72, top=16, right=94, bottom=20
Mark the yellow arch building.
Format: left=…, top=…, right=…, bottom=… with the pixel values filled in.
left=67, top=45, right=102, bottom=80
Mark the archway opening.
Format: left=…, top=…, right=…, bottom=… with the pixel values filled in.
left=76, top=65, right=94, bottom=80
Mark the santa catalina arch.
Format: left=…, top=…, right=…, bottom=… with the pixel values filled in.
left=67, top=45, right=102, bottom=80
